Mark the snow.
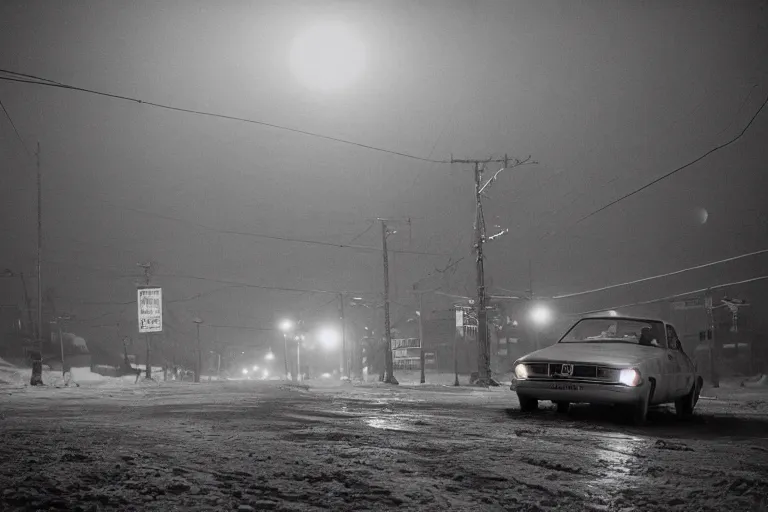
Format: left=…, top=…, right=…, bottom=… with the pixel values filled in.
left=1, top=378, right=767, bottom=511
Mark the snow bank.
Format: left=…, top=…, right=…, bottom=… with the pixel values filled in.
left=0, top=362, right=157, bottom=389
left=0, top=357, right=25, bottom=386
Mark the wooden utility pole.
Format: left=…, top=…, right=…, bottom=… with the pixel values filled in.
left=138, top=262, right=153, bottom=379
left=193, top=318, right=203, bottom=383
left=379, top=219, right=398, bottom=385
left=339, top=293, right=347, bottom=379
left=31, top=142, right=43, bottom=386
left=705, top=291, right=719, bottom=388
left=451, top=155, right=532, bottom=386
left=418, top=292, right=425, bottom=384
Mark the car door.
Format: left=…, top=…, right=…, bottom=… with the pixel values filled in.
left=669, top=325, right=695, bottom=394
left=665, top=325, right=688, bottom=397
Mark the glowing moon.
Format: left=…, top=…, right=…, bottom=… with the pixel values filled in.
left=289, top=22, right=365, bottom=92
left=695, top=207, right=709, bottom=224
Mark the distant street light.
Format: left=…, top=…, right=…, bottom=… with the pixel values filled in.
left=318, top=327, right=340, bottom=351
left=530, top=305, right=552, bottom=326
left=265, top=350, right=275, bottom=361
left=193, top=317, right=203, bottom=383
left=529, top=305, right=552, bottom=351
left=278, top=319, right=293, bottom=380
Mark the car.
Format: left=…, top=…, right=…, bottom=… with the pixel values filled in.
left=511, top=315, right=702, bottom=424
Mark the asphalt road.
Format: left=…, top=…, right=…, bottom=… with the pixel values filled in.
left=1, top=380, right=767, bottom=511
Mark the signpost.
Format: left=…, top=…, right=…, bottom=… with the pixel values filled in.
left=138, top=287, right=162, bottom=380
left=138, top=288, right=163, bottom=333
left=671, top=297, right=704, bottom=310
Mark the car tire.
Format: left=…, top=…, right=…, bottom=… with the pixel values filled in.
left=518, top=394, right=538, bottom=412
left=555, top=401, right=570, bottom=414
left=675, top=382, right=699, bottom=419
left=630, top=386, right=651, bottom=426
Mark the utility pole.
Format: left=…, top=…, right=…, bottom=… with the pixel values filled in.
left=379, top=219, right=398, bottom=385
left=451, top=155, right=532, bottom=386
left=418, top=292, right=425, bottom=384
left=705, top=291, right=719, bottom=388
left=193, top=317, right=203, bottom=383
left=20, top=272, right=34, bottom=338
left=410, top=286, right=438, bottom=384
left=138, top=262, right=152, bottom=379
left=339, top=293, right=347, bottom=379
left=30, top=142, right=44, bottom=386
left=454, top=308, right=461, bottom=387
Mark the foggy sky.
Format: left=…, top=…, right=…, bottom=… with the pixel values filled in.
left=1, top=0, right=767, bottom=350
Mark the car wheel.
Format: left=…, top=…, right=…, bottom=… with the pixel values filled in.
left=518, top=394, right=538, bottom=412
left=675, top=382, right=699, bottom=419
left=555, top=401, right=570, bottom=414
left=630, top=386, right=651, bottom=426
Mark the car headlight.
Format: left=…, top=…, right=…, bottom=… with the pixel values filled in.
left=514, top=363, right=528, bottom=380
left=618, top=368, right=641, bottom=387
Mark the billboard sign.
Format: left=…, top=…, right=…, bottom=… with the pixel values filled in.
left=671, top=297, right=704, bottom=310
left=137, top=287, right=162, bottom=333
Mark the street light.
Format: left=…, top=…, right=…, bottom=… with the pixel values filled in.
left=51, top=314, right=73, bottom=378
left=530, top=305, right=552, bottom=326
left=529, top=305, right=552, bottom=351
left=278, top=319, right=293, bottom=380
left=265, top=350, right=275, bottom=361
left=318, top=327, right=340, bottom=351
left=193, top=317, right=203, bottom=383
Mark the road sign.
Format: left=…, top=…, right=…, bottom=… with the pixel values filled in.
left=137, top=287, right=162, bottom=333
left=671, top=297, right=704, bottom=310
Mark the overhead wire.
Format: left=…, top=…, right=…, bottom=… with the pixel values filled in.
left=573, top=89, right=768, bottom=226
left=0, top=69, right=450, bottom=164
left=0, top=96, right=30, bottom=156
left=574, top=274, right=768, bottom=316
left=553, top=248, right=768, bottom=299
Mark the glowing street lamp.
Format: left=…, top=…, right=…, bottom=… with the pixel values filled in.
left=278, top=319, right=293, bottom=380
left=265, top=350, right=275, bottom=361
left=318, top=327, right=340, bottom=351
left=530, top=305, right=552, bottom=326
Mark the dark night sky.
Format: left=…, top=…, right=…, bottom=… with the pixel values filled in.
left=1, top=1, right=767, bottom=351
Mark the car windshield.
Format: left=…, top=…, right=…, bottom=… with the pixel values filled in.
left=560, top=318, right=666, bottom=347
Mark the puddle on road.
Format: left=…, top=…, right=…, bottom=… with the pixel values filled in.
left=588, top=433, right=645, bottom=497
left=365, top=414, right=428, bottom=433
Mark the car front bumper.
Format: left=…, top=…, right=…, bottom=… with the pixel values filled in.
left=511, top=378, right=648, bottom=405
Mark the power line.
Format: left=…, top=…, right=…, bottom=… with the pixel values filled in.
left=574, top=89, right=768, bottom=226
left=574, top=274, right=768, bottom=316
left=0, top=69, right=449, bottom=164
left=206, top=324, right=274, bottom=332
left=154, top=271, right=373, bottom=297
left=553, top=248, right=768, bottom=299
left=0, top=96, right=30, bottom=156
left=94, top=199, right=447, bottom=256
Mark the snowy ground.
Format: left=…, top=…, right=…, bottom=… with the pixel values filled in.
left=1, top=376, right=767, bottom=511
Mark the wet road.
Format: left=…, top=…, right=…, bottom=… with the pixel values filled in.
left=1, top=381, right=767, bottom=511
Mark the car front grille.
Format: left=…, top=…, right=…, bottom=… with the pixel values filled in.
left=523, top=362, right=619, bottom=383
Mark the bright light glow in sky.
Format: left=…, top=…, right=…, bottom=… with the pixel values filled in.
left=289, top=21, right=365, bottom=92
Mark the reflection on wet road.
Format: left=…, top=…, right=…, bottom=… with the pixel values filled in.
left=1, top=381, right=766, bottom=511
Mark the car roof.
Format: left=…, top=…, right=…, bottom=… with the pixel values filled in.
left=580, top=315, right=669, bottom=324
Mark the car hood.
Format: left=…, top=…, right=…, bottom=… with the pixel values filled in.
left=517, top=342, right=662, bottom=367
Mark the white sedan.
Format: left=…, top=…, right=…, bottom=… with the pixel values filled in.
left=511, top=316, right=702, bottom=424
